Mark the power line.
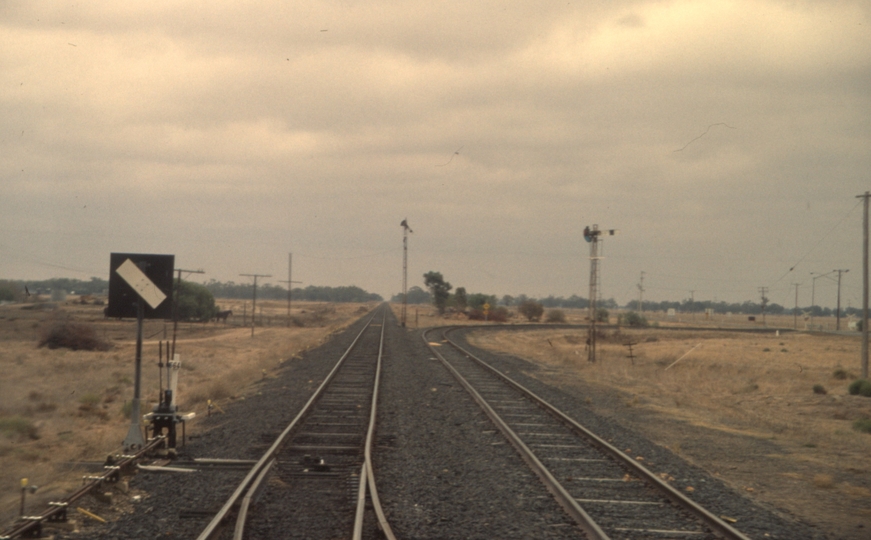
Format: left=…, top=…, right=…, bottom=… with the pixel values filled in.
left=770, top=199, right=862, bottom=287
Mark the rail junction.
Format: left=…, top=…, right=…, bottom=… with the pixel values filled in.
left=2, top=305, right=822, bottom=539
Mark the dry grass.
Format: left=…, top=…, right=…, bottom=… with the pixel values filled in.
left=0, top=298, right=371, bottom=526
left=469, top=325, right=871, bottom=439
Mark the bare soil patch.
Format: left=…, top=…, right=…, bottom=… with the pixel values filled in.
left=467, top=320, right=871, bottom=539
left=0, top=298, right=372, bottom=526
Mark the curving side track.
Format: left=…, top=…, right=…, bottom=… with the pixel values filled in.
left=424, top=325, right=753, bottom=540
left=196, top=306, right=394, bottom=540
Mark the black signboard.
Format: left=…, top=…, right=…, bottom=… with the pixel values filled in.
left=107, top=253, right=175, bottom=319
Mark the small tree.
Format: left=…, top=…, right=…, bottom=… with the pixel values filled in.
left=518, top=299, right=544, bottom=322
left=0, top=281, right=18, bottom=302
left=176, top=281, right=218, bottom=321
left=423, top=271, right=452, bottom=315
left=596, top=308, right=610, bottom=323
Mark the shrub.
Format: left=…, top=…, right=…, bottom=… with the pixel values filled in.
left=0, top=281, right=19, bottom=302
left=833, top=368, right=851, bottom=380
left=39, top=322, right=111, bottom=351
left=812, top=384, right=827, bottom=395
left=848, top=379, right=871, bottom=397
left=0, top=416, right=39, bottom=440
left=468, top=307, right=508, bottom=322
left=618, top=311, right=648, bottom=327
left=79, top=393, right=102, bottom=410
left=518, top=300, right=544, bottom=322
left=545, top=309, right=566, bottom=323
left=596, top=308, right=610, bottom=323
left=852, top=418, right=871, bottom=434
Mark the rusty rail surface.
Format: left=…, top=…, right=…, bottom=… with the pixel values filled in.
left=1, top=436, right=166, bottom=540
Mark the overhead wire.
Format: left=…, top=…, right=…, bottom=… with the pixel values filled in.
left=769, top=199, right=862, bottom=287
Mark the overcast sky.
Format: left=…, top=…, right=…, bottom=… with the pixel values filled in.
left=2, top=1, right=870, bottom=308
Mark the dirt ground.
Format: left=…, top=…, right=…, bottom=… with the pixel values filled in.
left=0, top=297, right=372, bottom=527
left=465, top=312, right=871, bottom=540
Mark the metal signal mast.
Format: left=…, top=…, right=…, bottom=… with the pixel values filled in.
left=401, top=219, right=413, bottom=327
left=584, top=224, right=618, bottom=363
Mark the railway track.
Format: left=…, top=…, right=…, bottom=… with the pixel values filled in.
left=196, top=307, right=394, bottom=540
left=0, top=436, right=166, bottom=540
left=424, top=325, right=753, bottom=540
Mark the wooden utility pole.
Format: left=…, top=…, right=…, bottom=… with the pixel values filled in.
left=858, top=191, right=870, bottom=378
left=401, top=219, right=413, bottom=327
left=240, top=273, right=271, bottom=336
left=793, top=283, right=801, bottom=330
left=279, top=253, right=302, bottom=327
left=835, top=269, right=849, bottom=331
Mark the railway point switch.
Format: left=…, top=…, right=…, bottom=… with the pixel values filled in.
left=144, top=354, right=195, bottom=452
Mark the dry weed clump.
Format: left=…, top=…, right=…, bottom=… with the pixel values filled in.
left=0, top=416, right=40, bottom=441
left=813, top=474, right=835, bottom=489
left=38, top=321, right=111, bottom=351
left=852, top=418, right=871, bottom=434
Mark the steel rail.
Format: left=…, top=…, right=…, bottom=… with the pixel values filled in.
left=196, top=312, right=379, bottom=540
left=0, top=436, right=166, bottom=540
left=423, top=328, right=610, bottom=540
left=438, top=325, right=753, bottom=540
left=353, top=309, right=396, bottom=540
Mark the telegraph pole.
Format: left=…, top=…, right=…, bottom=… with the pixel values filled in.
left=858, top=191, right=870, bottom=378
left=793, top=283, right=801, bottom=330
left=584, top=225, right=617, bottom=363
left=689, top=290, right=696, bottom=321
left=240, top=273, right=272, bottom=336
left=835, top=269, right=849, bottom=331
left=401, top=219, right=413, bottom=327
left=279, top=253, right=302, bottom=327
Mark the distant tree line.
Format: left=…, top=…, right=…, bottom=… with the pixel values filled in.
left=632, top=298, right=861, bottom=317
left=404, top=270, right=862, bottom=319
left=0, top=277, right=381, bottom=304
left=0, top=277, right=108, bottom=301
left=203, top=280, right=382, bottom=303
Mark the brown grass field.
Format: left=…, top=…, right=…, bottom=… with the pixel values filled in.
left=0, top=297, right=373, bottom=527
